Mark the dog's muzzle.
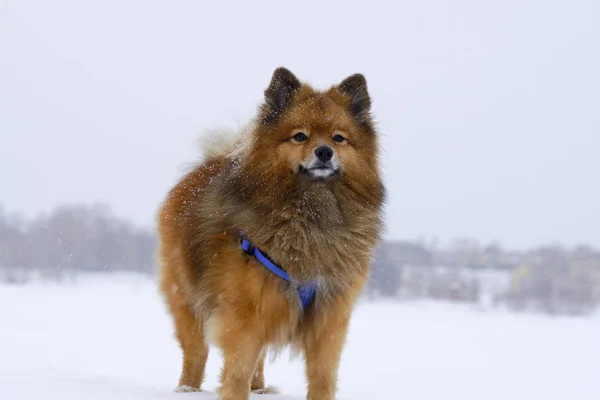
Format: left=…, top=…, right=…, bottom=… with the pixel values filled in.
left=299, top=160, right=339, bottom=179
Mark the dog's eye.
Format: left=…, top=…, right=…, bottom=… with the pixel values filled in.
left=293, top=132, right=309, bottom=142
left=332, top=134, right=345, bottom=143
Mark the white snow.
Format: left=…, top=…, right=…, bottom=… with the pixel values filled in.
left=1, top=273, right=599, bottom=400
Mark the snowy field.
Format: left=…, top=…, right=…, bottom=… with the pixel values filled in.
left=1, top=274, right=599, bottom=400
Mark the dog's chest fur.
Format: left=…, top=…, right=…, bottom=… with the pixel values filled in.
left=229, top=184, right=382, bottom=294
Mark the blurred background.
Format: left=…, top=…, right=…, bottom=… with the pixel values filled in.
left=1, top=1, right=600, bottom=399
left=2, top=0, right=599, bottom=316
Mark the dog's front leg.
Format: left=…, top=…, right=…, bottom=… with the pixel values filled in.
left=303, top=310, right=351, bottom=400
left=214, top=319, right=263, bottom=400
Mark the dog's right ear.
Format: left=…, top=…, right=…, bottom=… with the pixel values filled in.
left=259, top=67, right=301, bottom=125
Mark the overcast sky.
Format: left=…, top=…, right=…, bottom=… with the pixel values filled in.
left=1, top=0, right=599, bottom=249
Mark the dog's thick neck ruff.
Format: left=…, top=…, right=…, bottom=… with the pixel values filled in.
left=239, top=230, right=317, bottom=310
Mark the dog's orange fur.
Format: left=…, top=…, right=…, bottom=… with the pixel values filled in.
left=157, top=68, right=385, bottom=400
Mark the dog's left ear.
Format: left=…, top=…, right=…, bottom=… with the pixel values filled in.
left=336, top=73, right=372, bottom=124
left=260, top=67, right=302, bottom=124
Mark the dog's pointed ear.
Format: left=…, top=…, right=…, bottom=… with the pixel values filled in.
left=260, top=67, right=302, bottom=124
left=336, top=73, right=372, bottom=125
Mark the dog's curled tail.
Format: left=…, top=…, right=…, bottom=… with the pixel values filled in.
left=197, top=123, right=254, bottom=160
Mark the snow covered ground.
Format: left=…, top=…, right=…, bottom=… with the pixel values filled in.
left=1, top=273, right=599, bottom=400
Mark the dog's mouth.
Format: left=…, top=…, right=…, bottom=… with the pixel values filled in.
left=298, top=164, right=339, bottom=180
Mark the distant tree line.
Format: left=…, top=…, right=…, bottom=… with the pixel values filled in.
left=0, top=203, right=156, bottom=281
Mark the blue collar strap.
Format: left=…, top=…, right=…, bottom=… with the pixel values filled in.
left=240, top=231, right=316, bottom=310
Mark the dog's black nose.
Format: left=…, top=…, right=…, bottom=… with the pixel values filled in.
left=315, top=146, right=334, bottom=163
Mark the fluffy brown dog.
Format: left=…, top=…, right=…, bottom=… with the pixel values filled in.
left=157, top=67, right=385, bottom=400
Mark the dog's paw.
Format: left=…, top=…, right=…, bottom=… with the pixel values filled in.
left=175, top=385, right=200, bottom=393
left=251, top=385, right=280, bottom=395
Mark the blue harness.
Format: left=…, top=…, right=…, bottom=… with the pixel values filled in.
left=239, top=231, right=316, bottom=310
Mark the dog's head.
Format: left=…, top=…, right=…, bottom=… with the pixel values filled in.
left=246, top=68, right=381, bottom=188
